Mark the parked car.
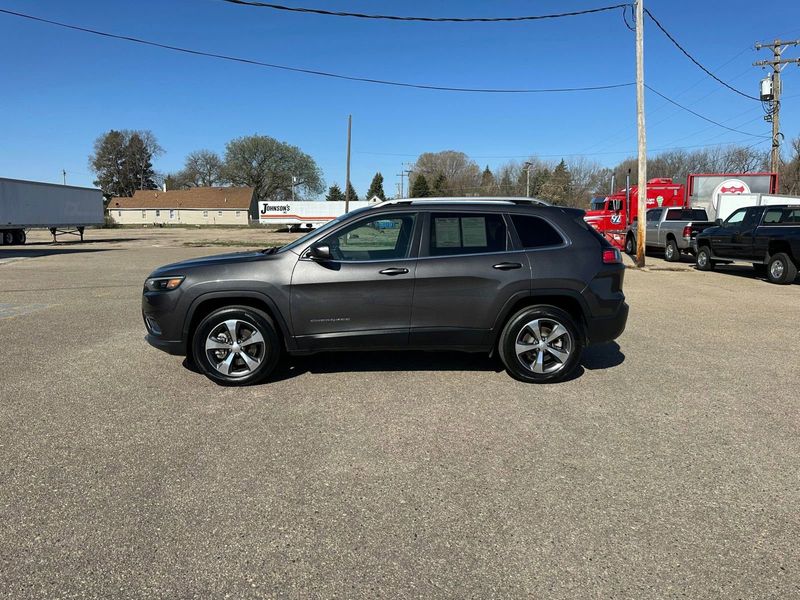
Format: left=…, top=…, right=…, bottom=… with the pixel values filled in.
left=694, top=204, right=800, bottom=284
left=625, top=207, right=714, bottom=261
left=142, top=198, right=629, bottom=385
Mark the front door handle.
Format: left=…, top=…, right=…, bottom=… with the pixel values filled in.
left=379, top=267, right=409, bottom=276
left=493, top=262, right=522, bottom=270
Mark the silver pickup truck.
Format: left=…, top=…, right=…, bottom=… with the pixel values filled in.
left=625, top=207, right=714, bottom=261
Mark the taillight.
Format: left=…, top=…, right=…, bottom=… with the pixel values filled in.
left=682, top=226, right=692, bottom=238
left=602, top=248, right=622, bottom=264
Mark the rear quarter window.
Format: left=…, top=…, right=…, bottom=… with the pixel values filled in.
left=510, top=214, right=564, bottom=248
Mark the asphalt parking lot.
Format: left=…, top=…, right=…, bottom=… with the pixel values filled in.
left=1, top=228, right=798, bottom=599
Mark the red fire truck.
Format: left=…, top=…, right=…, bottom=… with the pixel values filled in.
left=584, top=172, right=778, bottom=250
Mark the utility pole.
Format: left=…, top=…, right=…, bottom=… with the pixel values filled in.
left=754, top=39, right=800, bottom=174
left=634, top=0, right=647, bottom=268
left=345, top=114, right=352, bottom=212
left=397, top=170, right=406, bottom=198
left=523, top=161, right=533, bottom=197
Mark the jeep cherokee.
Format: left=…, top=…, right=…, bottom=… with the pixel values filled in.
left=142, top=198, right=628, bottom=384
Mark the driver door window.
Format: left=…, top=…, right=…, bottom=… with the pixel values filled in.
left=324, top=213, right=416, bottom=261
left=724, top=209, right=746, bottom=227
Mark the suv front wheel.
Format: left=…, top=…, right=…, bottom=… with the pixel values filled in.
left=499, top=305, right=583, bottom=383
left=192, top=305, right=281, bottom=385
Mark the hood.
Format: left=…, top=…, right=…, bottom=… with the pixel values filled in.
left=148, top=251, right=268, bottom=277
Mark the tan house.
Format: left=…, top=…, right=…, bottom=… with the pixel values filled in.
left=108, top=187, right=257, bottom=226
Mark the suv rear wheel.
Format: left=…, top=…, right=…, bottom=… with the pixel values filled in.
left=766, top=252, right=798, bottom=285
left=192, top=306, right=281, bottom=385
left=498, top=305, right=583, bottom=383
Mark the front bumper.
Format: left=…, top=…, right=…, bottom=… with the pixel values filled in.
left=142, top=289, right=187, bottom=356
left=145, top=333, right=185, bottom=355
left=585, top=301, right=629, bottom=345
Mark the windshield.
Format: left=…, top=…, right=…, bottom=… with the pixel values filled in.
left=589, top=198, right=606, bottom=211
left=276, top=207, right=373, bottom=253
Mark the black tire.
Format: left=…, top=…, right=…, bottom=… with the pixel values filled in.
left=1, top=231, right=13, bottom=245
left=664, top=238, right=680, bottom=262
left=191, top=305, right=281, bottom=385
left=766, top=252, right=798, bottom=285
left=624, top=234, right=635, bottom=255
left=696, top=246, right=714, bottom=271
left=498, top=305, right=583, bottom=384
left=12, top=230, right=26, bottom=245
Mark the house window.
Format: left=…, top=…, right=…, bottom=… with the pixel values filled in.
left=155, top=209, right=161, bottom=217
left=218, top=210, right=223, bottom=216
left=169, top=210, right=175, bottom=219
left=235, top=211, right=241, bottom=217
left=203, top=210, right=208, bottom=217
left=142, top=210, right=146, bottom=219
left=118, top=211, right=122, bottom=217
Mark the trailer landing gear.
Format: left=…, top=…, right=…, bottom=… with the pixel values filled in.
left=49, top=226, right=85, bottom=243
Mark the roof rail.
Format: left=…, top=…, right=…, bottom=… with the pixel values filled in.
left=379, top=196, right=550, bottom=207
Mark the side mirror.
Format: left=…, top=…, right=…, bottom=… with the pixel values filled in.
left=611, top=200, right=622, bottom=212
left=308, top=244, right=332, bottom=261
left=715, top=218, right=723, bottom=226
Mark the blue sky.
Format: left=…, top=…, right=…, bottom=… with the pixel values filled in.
left=1, top=0, right=799, bottom=198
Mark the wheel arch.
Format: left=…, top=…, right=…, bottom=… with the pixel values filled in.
left=492, top=292, right=589, bottom=350
left=183, top=291, right=292, bottom=352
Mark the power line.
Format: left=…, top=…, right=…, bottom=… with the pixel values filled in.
left=355, top=139, right=766, bottom=160
left=644, top=8, right=760, bottom=101
left=219, top=0, right=629, bottom=23
left=644, top=85, right=769, bottom=137
left=0, top=8, right=634, bottom=94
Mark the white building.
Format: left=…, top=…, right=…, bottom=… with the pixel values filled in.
left=107, top=187, right=256, bottom=226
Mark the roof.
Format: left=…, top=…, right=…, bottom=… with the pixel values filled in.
left=108, top=187, right=255, bottom=210
left=378, top=197, right=550, bottom=207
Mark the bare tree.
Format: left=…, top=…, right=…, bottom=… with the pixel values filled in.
left=180, top=150, right=225, bottom=187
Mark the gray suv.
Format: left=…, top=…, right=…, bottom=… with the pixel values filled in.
left=142, top=199, right=628, bottom=384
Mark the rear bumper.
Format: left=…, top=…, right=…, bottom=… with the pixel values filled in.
left=586, top=301, right=629, bottom=345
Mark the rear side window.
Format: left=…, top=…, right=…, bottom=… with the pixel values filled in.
left=666, top=209, right=682, bottom=220
left=511, top=215, right=564, bottom=248
left=429, top=213, right=506, bottom=256
left=763, top=208, right=800, bottom=224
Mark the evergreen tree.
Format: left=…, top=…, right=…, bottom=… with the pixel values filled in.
left=409, top=173, right=430, bottom=198
left=325, top=183, right=345, bottom=202
left=365, top=172, right=387, bottom=201
left=431, top=172, right=448, bottom=197
left=480, top=166, right=495, bottom=194
left=345, top=182, right=359, bottom=202
left=540, top=160, right=572, bottom=205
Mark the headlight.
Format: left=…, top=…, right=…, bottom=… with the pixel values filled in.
left=144, top=276, right=185, bottom=292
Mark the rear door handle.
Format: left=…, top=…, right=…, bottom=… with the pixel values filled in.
left=379, top=267, right=409, bottom=276
left=493, top=262, right=522, bottom=270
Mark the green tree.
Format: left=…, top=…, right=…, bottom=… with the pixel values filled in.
left=410, top=173, right=431, bottom=198
left=480, top=166, right=495, bottom=195
left=345, top=182, right=359, bottom=202
left=540, top=160, right=572, bottom=206
left=89, top=129, right=163, bottom=197
left=223, top=134, right=324, bottom=201
left=365, top=172, right=387, bottom=201
left=325, top=183, right=345, bottom=202
left=431, top=172, right=448, bottom=196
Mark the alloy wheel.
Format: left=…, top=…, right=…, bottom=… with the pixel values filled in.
left=205, top=319, right=266, bottom=377
left=770, top=260, right=785, bottom=280
left=514, top=318, right=573, bottom=375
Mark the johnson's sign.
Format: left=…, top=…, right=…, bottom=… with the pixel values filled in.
left=260, top=204, right=291, bottom=214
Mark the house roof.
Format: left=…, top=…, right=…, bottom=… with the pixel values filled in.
left=108, top=187, right=255, bottom=210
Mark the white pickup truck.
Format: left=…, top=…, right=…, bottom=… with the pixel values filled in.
left=625, top=207, right=714, bottom=261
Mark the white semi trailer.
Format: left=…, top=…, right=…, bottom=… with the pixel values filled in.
left=0, top=177, right=104, bottom=245
left=258, top=199, right=380, bottom=231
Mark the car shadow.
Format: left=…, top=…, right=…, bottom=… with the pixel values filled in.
left=182, top=341, right=626, bottom=385
left=700, top=264, right=800, bottom=285
left=21, top=238, right=138, bottom=246
left=0, top=248, right=115, bottom=259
